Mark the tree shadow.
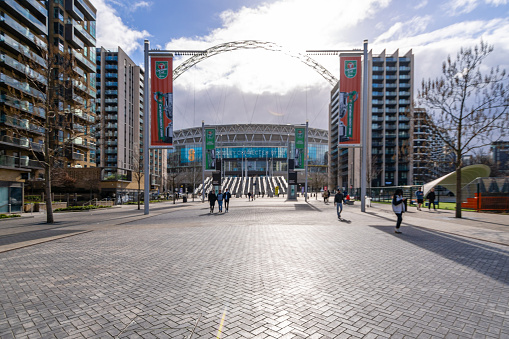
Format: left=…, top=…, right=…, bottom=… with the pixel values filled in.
left=368, top=216, right=509, bottom=285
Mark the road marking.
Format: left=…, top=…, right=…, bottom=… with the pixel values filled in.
left=216, top=307, right=227, bottom=338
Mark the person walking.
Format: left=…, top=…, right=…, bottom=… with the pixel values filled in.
left=224, top=188, right=231, bottom=212
left=334, top=189, right=345, bottom=220
left=392, top=189, right=406, bottom=233
left=415, top=187, right=424, bottom=211
left=208, top=190, right=217, bottom=214
left=217, top=189, right=224, bottom=213
left=323, top=190, right=328, bottom=204
left=426, top=188, right=437, bottom=211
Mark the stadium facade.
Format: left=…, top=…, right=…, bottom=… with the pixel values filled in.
left=169, top=124, right=329, bottom=194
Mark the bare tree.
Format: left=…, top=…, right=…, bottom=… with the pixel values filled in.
left=132, top=148, right=144, bottom=209
left=419, top=41, right=509, bottom=218
left=5, top=44, right=93, bottom=223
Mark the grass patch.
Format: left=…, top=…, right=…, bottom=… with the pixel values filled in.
left=0, top=214, right=21, bottom=219
left=54, top=205, right=112, bottom=212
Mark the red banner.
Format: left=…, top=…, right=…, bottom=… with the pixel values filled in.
left=150, top=55, right=173, bottom=147
left=338, top=56, right=361, bottom=146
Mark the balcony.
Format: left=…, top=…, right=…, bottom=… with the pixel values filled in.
left=399, top=91, right=411, bottom=97
left=399, top=66, right=411, bottom=72
left=399, top=99, right=411, bottom=105
left=372, top=91, right=383, bottom=97
left=1, top=114, right=45, bottom=135
left=64, top=23, right=85, bottom=49
left=104, top=98, right=117, bottom=104
left=386, top=124, right=396, bottom=130
left=0, top=154, right=42, bottom=169
left=105, top=73, right=117, bottom=78
left=105, top=114, right=117, bottom=120
left=386, top=75, right=397, bottom=80
left=105, top=82, right=117, bottom=87
left=398, top=124, right=410, bottom=130
left=0, top=11, right=46, bottom=49
left=104, top=90, right=118, bottom=95
left=1, top=53, right=47, bottom=85
left=0, top=34, right=46, bottom=68
left=75, top=0, right=96, bottom=21
left=385, top=91, right=397, bottom=97
left=1, top=94, right=45, bottom=118
left=399, top=132, right=410, bottom=138
left=24, top=0, right=48, bottom=19
left=399, top=75, right=411, bottom=80
left=0, top=0, right=47, bottom=35
left=0, top=134, right=44, bottom=152
left=104, top=106, right=117, bottom=112
left=385, top=100, right=397, bottom=105
left=69, top=152, right=84, bottom=161
left=65, top=0, right=85, bottom=21
left=372, top=66, right=384, bottom=72
left=72, top=49, right=95, bottom=73
left=73, top=20, right=95, bottom=46
left=385, top=66, right=397, bottom=72
left=372, top=83, right=384, bottom=89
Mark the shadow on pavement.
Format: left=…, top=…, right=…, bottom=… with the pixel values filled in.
left=0, top=229, right=86, bottom=246
left=370, top=224, right=509, bottom=286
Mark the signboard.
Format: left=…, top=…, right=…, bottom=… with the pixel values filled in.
left=288, top=172, right=297, bottom=185
left=294, top=127, right=305, bottom=169
left=338, top=56, right=362, bottom=146
left=212, top=172, right=221, bottom=186
left=150, top=55, right=173, bottom=147
left=205, top=128, right=216, bottom=170
left=180, top=147, right=201, bottom=163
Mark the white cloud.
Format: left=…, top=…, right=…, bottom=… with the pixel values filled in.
left=444, top=0, right=509, bottom=15
left=415, top=0, right=428, bottom=9
left=93, top=0, right=150, bottom=53
left=375, top=16, right=433, bottom=44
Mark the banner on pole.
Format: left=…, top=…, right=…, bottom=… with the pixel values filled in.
left=338, top=56, right=362, bottom=147
left=205, top=128, right=216, bottom=170
left=294, top=127, right=305, bottom=169
left=150, top=54, right=173, bottom=147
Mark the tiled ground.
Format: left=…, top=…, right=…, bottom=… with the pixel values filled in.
left=1, top=201, right=508, bottom=338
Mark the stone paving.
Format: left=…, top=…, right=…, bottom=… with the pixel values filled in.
left=0, top=198, right=509, bottom=338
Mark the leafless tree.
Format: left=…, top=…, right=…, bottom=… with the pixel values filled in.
left=5, top=44, right=93, bottom=222
left=419, top=40, right=509, bottom=218
left=132, top=148, right=144, bottom=209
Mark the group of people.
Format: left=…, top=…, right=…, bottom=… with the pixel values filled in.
left=207, top=188, right=232, bottom=213
left=415, top=187, right=437, bottom=211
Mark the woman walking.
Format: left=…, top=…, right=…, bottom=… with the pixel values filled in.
left=392, top=189, right=406, bottom=234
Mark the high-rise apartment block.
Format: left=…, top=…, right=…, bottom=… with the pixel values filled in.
left=0, top=0, right=96, bottom=211
left=413, top=108, right=455, bottom=184
left=96, top=47, right=166, bottom=196
left=329, top=50, right=414, bottom=191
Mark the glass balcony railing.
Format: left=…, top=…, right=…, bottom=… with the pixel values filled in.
left=72, top=49, right=95, bottom=73
left=0, top=73, right=44, bottom=99
left=0, top=12, right=47, bottom=49
left=1, top=0, right=47, bottom=34
left=1, top=53, right=47, bottom=85
left=25, top=0, right=48, bottom=17
left=105, top=90, right=117, bottom=95
left=1, top=94, right=45, bottom=118
left=76, top=0, right=96, bottom=21
left=0, top=34, right=46, bottom=67
left=73, top=20, right=95, bottom=46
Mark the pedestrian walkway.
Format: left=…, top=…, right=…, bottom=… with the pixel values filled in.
left=365, top=201, right=509, bottom=246
left=1, top=198, right=508, bottom=338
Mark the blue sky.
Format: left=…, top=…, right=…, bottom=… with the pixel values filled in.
left=91, top=0, right=509, bottom=130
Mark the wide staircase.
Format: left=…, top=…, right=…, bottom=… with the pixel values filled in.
left=197, top=176, right=288, bottom=197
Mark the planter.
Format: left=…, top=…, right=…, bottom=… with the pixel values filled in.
left=34, top=202, right=67, bottom=212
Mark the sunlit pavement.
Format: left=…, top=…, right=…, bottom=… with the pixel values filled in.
left=1, top=198, right=508, bottom=338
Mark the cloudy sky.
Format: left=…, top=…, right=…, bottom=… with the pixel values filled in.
left=91, top=0, right=509, bottom=131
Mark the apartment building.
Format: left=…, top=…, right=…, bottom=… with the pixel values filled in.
left=0, top=0, right=96, bottom=211
left=329, top=49, right=414, bottom=191
left=47, top=0, right=97, bottom=168
left=413, top=108, right=455, bottom=185
left=96, top=47, right=166, bottom=197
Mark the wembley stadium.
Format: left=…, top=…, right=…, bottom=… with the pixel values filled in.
left=169, top=123, right=329, bottom=196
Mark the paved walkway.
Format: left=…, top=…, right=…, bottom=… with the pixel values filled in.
left=0, top=198, right=508, bottom=338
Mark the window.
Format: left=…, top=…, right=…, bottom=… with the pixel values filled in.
left=54, top=8, right=64, bottom=21
left=53, top=22, right=63, bottom=36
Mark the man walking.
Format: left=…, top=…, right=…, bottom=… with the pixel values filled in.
left=208, top=190, right=217, bottom=214
left=334, top=188, right=345, bottom=220
left=217, top=189, right=224, bottom=213
left=415, top=187, right=424, bottom=211
left=224, top=188, right=231, bottom=212
left=426, top=188, right=437, bottom=211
